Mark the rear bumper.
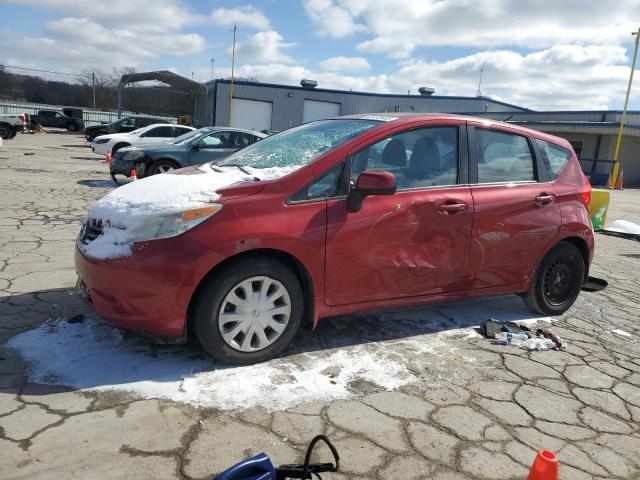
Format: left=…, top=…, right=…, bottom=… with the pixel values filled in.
left=74, top=234, right=223, bottom=338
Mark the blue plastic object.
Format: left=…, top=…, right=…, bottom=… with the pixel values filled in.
left=214, top=452, right=275, bottom=480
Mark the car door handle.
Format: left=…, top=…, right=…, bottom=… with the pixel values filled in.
left=437, top=202, right=468, bottom=214
left=535, top=193, right=555, bottom=206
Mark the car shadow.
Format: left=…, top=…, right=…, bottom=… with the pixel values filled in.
left=70, top=156, right=102, bottom=161
left=2, top=287, right=550, bottom=401
left=77, top=179, right=118, bottom=188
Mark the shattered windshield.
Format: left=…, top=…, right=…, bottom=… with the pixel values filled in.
left=219, top=119, right=379, bottom=169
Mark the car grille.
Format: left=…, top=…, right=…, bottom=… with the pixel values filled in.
left=78, top=218, right=103, bottom=244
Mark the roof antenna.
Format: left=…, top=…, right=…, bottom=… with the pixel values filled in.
left=476, top=64, right=484, bottom=97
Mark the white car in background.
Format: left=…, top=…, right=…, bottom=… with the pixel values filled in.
left=91, top=124, right=196, bottom=156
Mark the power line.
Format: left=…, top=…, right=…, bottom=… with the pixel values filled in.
left=0, top=64, right=88, bottom=78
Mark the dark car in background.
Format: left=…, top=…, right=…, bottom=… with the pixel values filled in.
left=84, top=115, right=168, bottom=142
left=110, top=127, right=267, bottom=179
left=30, top=109, right=85, bottom=132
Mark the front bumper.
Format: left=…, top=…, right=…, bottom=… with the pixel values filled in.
left=110, top=153, right=147, bottom=177
left=74, top=234, right=223, bottom=339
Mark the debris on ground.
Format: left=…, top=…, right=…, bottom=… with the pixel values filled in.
left=481, top=319, right=567, bottom=351
left=582, top=276, right=608, bottom=292
left=66, top=314, right=85, bottom=324
left=603, top=219, right=640, bottom=240
left=23, top=152, right=35, bottom=155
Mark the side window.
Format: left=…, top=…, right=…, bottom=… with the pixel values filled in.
left=476, top=129, right=535, bottom=183
left=120, top=118, right=135, bottom=128
left=291, top=164, right=344, bottom=202
left=143, top=126, right=173, bottom=137
left=536, top=139, right=571, bottom=180
left=249, top=135, right=261, bottom=144
left=201, top=131, right=229, bottom=147
left=349, top=126, right=458, bottom=189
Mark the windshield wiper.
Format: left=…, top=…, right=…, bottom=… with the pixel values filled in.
left=215, top=164, right=262, bottom=181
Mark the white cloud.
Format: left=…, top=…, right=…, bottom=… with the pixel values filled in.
left=303, top=0, right=366, bottom=38
left=303, top=0, right=640, bottom=57
left=1, top=0, right=199, bottom=33
left=234, top=31, right=295, bottom=65
left=211, top=5, right=271, bottom=30
left=4, top=17, right=206, bottom=70
left=218, top=44, right=633, bottom=110
left=319, top=56, right=371, bottom=72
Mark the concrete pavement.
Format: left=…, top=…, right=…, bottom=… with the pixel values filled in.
left=1, top=133, right=639, bottom=479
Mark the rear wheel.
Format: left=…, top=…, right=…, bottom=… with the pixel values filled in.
left=192, top=256, right=303, bottom=364
left=148, top=159, right=180, bottom=175
left=522, top=241, right=585, bottom=315
left=66, top=122, right=77, bottom=132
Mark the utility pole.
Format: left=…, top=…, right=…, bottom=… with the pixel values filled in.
left=611, top=27, right=640, bottom=185
left=476, top=64, right=484, bottom=97
left=228, top=24, right=237, bottom=127
left=92, top=72, right=96, bottom=110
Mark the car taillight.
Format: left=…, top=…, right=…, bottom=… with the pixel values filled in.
left=578, top=174, right=592, bottom=209
left=18, top=114, right=26, bottom=124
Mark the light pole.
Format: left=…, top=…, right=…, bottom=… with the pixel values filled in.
left=611, top=27, right=640, bottom=185
left=228, top=24, right=237, bottom=127
left=92, top=72, right=96, bottom=110
left=210, top=58, right=215, bottom=81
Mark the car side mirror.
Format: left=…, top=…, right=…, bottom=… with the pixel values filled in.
left=193, top=141, right=207, bottom=150
left=347, top=170, right=396, bottom=212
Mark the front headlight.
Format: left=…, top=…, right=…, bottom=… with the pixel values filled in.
left=128, top=204, right=222, bottom=242
left=123, top=150, right=146, bottom=162
left=95, top=138, right=109, bottom=144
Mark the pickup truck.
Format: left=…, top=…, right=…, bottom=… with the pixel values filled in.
left=30, top=110, right=84, bottom=132
left=0, top=113, right=27, bottom=139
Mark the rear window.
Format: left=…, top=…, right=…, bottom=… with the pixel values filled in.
left=536, top=139, right=571, bottom=180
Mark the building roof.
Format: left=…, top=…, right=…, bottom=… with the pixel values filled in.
left=119, top=71, right=207, bottom=93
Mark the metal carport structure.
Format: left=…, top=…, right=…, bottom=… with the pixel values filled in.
left=116, top=71, right=214, bottom=126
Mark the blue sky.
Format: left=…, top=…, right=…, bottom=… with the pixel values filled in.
left=2, top=0, right=640, bottom=110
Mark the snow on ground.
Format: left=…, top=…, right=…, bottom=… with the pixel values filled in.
left=79, top=164, right=299, bottom=260
left=9, top=295, right=551, bottom=412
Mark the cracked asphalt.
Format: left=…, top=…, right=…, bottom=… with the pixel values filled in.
left=1, top=133, right=639, bottom=480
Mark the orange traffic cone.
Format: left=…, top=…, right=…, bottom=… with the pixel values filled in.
left=129, top=169, right=138, bottom=181
left=104, top=149, right=111, bottom=164
left=527, top=450, right=558, bottom=480
left=615, top=167, right=624, bottom=190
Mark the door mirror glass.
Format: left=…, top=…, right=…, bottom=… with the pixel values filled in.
left=348, top=170, right=396, bottom=212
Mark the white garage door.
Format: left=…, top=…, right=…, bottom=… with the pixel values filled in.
left=231, top=98, right=272, bottom=131
left=303, top=100, right=341, bottom=123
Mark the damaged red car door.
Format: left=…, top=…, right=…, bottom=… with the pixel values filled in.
left=324, top=121, right=474, bottom=306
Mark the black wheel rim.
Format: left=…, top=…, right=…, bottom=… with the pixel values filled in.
left=543, top=257, right=577, bottom=305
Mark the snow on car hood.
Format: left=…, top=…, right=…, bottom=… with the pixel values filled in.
left=79, top=164, right=299, bottom=260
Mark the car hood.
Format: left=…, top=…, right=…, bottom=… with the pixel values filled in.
left=79, top=164, right=299, bottom=260
left=94, top=133, right=130, bottom=142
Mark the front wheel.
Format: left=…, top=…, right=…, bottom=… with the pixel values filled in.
left=192, top=256, right=303, bottom=364
left=148, top=159, right=179, bottom=175
left=522, top=241, right=585, bottom=315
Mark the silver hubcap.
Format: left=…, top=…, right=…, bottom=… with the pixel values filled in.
left=158, top=164, right=174, bottom=173
left=218, top=276, right=291, bottom=352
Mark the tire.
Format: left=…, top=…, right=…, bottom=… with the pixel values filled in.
left=148, top=159, right=180, bottom=175
left=66, top=122, right=78, bottom=132
left=522, top=241, right=585, bottom=315
left=192, top=256, right=303, bottom=364
left=111, top=143, right=130, bottom=155
left=0, top=124, right=11, bottom=140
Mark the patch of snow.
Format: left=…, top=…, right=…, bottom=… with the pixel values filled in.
left=79, top=165, right=299, bottom=260
left=611, top=329, right=632, bottom=337
left=9, top=295, right=551, bottom=412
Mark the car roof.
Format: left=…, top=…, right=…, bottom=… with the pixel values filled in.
left=333, top=113, right=571, bottom=147
left=196, top=126, right=268, bottom=137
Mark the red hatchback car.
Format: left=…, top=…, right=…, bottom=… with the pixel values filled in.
left=75, top=114, right=593, bottom=364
